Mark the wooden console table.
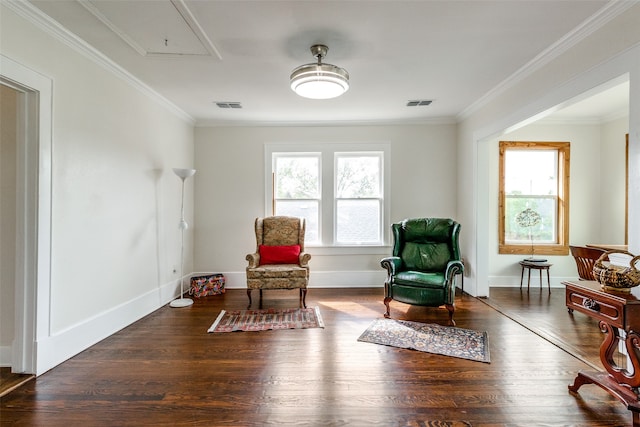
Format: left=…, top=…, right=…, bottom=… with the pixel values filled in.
left=564, top=280, right=640, bottom=425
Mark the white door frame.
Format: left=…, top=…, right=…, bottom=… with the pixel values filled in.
left=0, top=55, right=52, bottom=375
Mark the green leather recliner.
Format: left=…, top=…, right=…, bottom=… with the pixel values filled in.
left=381, top=218, right=464, bottom=325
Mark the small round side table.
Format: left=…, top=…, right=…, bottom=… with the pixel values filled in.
left=519, top=260, right=552, bottom=292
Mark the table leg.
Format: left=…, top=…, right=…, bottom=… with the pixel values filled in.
left=569, top=370, right=640, bottom=426
left=527, top=268, right=531, bottom=290
left=566, top=314, right=640, bottom=425
left=539, top=269, right=543, bottom=289
left=520, top=266, right=525, bottom=289
left=546, top=268, right=551, bottom=292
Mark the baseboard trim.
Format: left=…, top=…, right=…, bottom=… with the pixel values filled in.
left=0, top=345, right=12, bottom=367
left=489, top=275, right=574, bottom=288
left=30, top=270, right=398, bottom=375
left=35, top=280, right=179, bottom=375
left=200, top=270, right=387, bottom=289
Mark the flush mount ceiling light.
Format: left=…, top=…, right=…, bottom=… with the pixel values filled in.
left=290, top=44, right=349, bottom=99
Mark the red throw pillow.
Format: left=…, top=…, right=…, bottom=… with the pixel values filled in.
left=259, top=244, right=301, bottom=265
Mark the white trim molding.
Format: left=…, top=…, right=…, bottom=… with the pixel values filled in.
left=0, top=54, right=53, bottom=375
left=458, top=1, right=637, bottom=121
left=3, top=0, right=194, bottom=125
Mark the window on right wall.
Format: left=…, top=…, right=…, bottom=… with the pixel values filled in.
left=499, top=141, right=570, bottom=256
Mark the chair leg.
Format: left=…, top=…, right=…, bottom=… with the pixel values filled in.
left=300, top=288, right=307, bottom=308
left=259, top=289, right=263, bottom=309
left=246, top=289, right=252, bottom=309
left=445, top=303, right=455, bottom=326
left=383, top=297, right=392, bottom=318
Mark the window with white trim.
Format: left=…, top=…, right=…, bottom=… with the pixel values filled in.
left=272, top=153, right=321, bottom=243
left=335, top=152, right=383, bottom=244
left=267, top=143, right=390, bottom=246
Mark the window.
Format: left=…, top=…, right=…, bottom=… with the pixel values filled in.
left=335, top=153, right=383, bottom=244
left=498, top=141, right=570, bottom=256
left=267, top=143, right=390, bottom=246
left=272, top=153, right=321, bottom=242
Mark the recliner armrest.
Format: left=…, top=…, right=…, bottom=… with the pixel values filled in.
left=380, top=256, right=402, bottom=276
left=246, top=252, right=260, bottom=268
left=445, top=260, right=464, bottom=280
left=299, top=252, right=312, bottom=267
left=247, top=251, right=311, bottom=268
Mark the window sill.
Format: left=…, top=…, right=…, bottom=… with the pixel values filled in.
left=499, top=244, right=569, bottom=256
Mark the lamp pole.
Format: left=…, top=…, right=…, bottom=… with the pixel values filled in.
left=169, top=168, right=196, bottom=308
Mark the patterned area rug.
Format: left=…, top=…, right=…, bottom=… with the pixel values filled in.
left=358, top=319, right=490, bottom=363
left=208, top=307, right=324, bottom=333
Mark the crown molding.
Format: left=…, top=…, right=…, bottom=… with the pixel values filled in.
left=194, top=116, right=458, bottom=128
left=3, top=0, right=195, bottom=124
left=457, top=0, right=637, bottom=122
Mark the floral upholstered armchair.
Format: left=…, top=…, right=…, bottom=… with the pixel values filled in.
left=381, top=218, right=463, bottom=325
left=246, top=216, right=311, bottom=309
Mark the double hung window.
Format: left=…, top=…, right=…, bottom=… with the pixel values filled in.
left=272, top=153, right=321, bottom=242
left=498, top=141, right=570, bottom=256
left=268, top=143, right=389, bottom=246
left=335, top=153, right=383, bottom=244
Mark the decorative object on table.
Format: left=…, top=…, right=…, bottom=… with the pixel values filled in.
left=592, top=250, right=640, bottom=292
left=245, top=216, right=311, bottom=309
left=358, top=318, right=490, bottom=363
left=380, top=218, right=464, bottom=325
left=290, top=44, right=349, bottom=99
left=169, top=168, right=196, bottom=308
left=189, top=274, right=225, bottom=298
left=207, top=307, right=324, bottom=333
left=515, top=207, right=543, bottom=261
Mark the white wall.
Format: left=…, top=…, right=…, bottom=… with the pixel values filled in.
left=193, top=124, right=459, bottom=288
left=600, top=116, right=629, bottom=241
left=1, top=4, right=195, bottom=374
left=458, top=4, right=640, bottom=297
left=487, top=118, right=628, bottom=287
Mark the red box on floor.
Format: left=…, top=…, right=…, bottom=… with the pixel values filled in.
left=189, top=274, right=225, bottom=297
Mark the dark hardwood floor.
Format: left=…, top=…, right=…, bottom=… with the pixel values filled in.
left=0, top=287, right=631, bottom=426
left=482, top=286, right=606, bottom=371
left=0, top=368, right=34, bottom=398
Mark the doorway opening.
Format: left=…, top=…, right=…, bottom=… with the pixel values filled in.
left=1, top=54, right=54, bottom=379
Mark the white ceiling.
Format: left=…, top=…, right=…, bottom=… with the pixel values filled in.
left=28, top=0, right=630, bottom=126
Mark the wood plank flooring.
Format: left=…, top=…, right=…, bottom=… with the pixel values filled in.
left=0, top=287, right=631, bottom=426
left=482, top=286, right=604, bottom=371
left=0, top=368, right=34, bottom=398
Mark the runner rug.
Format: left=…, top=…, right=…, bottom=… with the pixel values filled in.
left=208, top=307, right=324, bottom=333
left=358, top=318, right=490, bottom=363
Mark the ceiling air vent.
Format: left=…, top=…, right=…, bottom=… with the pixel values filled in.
left=215, top=102, right=242, bottom=109
left=406, top=100, right=432, bottom=107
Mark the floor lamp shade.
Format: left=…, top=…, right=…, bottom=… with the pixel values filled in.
left=169, top=168, right=196, bottom=308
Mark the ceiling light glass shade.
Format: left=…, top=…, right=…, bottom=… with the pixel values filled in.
left=290, top=63, right=349, bottom=99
